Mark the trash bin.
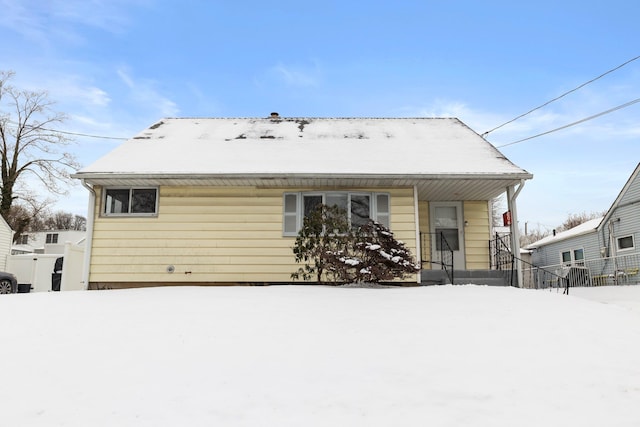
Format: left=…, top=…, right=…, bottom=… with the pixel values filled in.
left=52, top=257, right=63, bottom=292
left=17, top=283, right=31, bottom=293
left=51, top=273, right=62, bottom=291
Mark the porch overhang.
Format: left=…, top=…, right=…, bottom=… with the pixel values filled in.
left=72, top=172, right=532, bottom=201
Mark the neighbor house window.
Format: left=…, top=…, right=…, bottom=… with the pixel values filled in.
left=283, top=192, right=390, bottom=236
left=46, top=233, right=59, bottom=244
left=573, top=249, right=584, bottom=266
left=617, top=235, right=635, bottom=251
left=561, top=248, right=585, bottom=266
left=17, top=234, right=29, bottom=245
left=104, top=188, right=158, bottom=215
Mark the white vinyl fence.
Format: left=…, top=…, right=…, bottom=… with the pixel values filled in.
left=523, top=252, right=640, bottom=290
left=6, top=242, right=85, bottom=292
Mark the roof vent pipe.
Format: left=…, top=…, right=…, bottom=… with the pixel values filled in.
left=270, top=112, right=279, bottom=118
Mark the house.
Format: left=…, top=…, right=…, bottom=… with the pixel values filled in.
left=12, top=230, right=86, bottom=255
left=72, top=115, right=532, bottom=289
left=0, top=216, right=13, bottom=271
left=527, top=162, right=640, bottom=287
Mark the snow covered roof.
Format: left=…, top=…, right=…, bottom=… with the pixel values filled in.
left=73, top=117, right=532, bottom=200
left=526, top=217, right=603, bottom=249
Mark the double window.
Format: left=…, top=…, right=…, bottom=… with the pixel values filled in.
left=283, top=191, right=390, bottom=236
left=561, top=248, right=584, bottom=266
left=103, top=188, right=158, bottom=216
left=46, top=233, right=59, bottom=244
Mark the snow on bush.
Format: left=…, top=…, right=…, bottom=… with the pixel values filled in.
left=292, top=204, right=420, bottom=285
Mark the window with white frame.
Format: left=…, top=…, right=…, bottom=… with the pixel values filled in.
left=573, top=248, right=584, bottom=265
left=17, top=234, right=29, bottom=245
left=103, top=188, right=158, bottom=215
left=46, top=233, right=59, bottom=244
left=561, top=248, right=585, bottom=266
left=283, top=191, right=390, bottom=236
left=617, top=235, right=635, bottom=251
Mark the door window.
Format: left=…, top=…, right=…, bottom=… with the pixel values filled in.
left=434, top=206, right=460, bottom=250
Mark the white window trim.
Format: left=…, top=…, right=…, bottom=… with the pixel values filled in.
left=102, top=187, right=159, bottom=217
left=560, top=247, right=585, bottom=266
left=283, top=191, right=390, bottom=237
left=617, top=235, right=635, bottom=252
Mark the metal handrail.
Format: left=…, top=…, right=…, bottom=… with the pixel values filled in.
left=420, top=232, right=454, bottom=284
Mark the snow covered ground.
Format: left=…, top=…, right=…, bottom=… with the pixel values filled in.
left=1, top=284, right=640, bottom=427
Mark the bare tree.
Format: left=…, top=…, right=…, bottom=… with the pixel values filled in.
left=519, top=210, right=606, bottom=248
left=491, top=195, right=506, bottom=227
left=6, top=196, right=51, bottom=243
left=0, top=70, right=80, bottom=223
left=44, top=210, right=86, bottom=231
left=557, top=211, right=606, bottom=232
left=519, top=226, right=550, bottom=248
left=72, top=214, right=87, bottom=231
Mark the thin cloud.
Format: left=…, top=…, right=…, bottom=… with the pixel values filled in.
left=0, top=0, right=151, bottom=46
left=0, top=0, right=48, bottom=44
left=117, top=67, right=179, bottom=117
left=270, top=62, right=322, bottom=88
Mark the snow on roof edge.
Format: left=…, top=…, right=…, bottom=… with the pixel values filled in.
left=526, top=217, right=603, bottom=249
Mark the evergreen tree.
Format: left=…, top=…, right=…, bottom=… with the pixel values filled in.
left=292, top=204, right=420, bottom=285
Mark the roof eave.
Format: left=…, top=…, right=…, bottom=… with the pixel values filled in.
left=72, top=171, right=533, bottom=182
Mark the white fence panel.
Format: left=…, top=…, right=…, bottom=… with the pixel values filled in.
left=6, top=243, right=85, bottom=292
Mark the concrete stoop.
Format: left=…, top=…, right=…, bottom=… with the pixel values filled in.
left=421, top=269, right=513, bottom=286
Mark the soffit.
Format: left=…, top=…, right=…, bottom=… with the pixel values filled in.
left=82, top=176, right=523, bottom=201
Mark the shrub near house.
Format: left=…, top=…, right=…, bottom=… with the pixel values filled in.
left=292, top=204, right=419, bottom=285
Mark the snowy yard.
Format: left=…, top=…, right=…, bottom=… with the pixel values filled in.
left=1, top=284, right=640, bottom=426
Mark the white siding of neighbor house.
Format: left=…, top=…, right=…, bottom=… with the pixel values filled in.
left=530, top=230, right=601, bottom=267
left=604, top=168, right=640, bottom=257
left=0, top=217, right=13, bottom=271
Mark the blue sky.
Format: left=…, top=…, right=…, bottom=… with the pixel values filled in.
left=1, top=0, right=639, bottom=232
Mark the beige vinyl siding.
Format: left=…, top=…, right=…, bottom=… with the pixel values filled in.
left=415, top=200, right=491, bottom=270
left=463, top=201, right=490, bottom=269
left=89, top=186, right=417, bottom=286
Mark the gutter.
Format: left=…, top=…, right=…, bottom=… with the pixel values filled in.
left=80, top=179, right=96, bottom=290
left=71, top=172, right=534, bottom=182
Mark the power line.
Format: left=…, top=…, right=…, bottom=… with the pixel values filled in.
left=44, top=128, right=128, bottom=140
left=482, top=54, right=640, bottom=137
left=496, top=97, right=640, bottom=148
left=2, top=119, right=128, bottom=140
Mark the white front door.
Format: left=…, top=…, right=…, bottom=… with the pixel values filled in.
left=430, top=202, right=465, bottom=269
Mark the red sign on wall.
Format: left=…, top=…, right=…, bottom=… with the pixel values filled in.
left=503, top=211, right=512, bottom=226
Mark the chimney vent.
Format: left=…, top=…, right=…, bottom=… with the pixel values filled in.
left=270, top=112, right=279, bottom=118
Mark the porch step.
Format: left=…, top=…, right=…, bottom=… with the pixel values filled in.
left=421, top=270, right=513, bottom=286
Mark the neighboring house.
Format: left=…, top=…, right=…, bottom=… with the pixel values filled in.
left=72, top=115, right=532, bottom=289
left=527, top=162, right=640, bottom=287
left=0, top=216, right=14, bottom=271
left=12, top=230, right=86, bottom=255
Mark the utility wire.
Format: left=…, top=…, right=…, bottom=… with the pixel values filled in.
left=496, top=97, right=640, bottom=148
left=482, top=55, right=640, bottom=137
left=2, top=119, right=128, bottom=140
left=43, top=128, right=128, bottom=140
